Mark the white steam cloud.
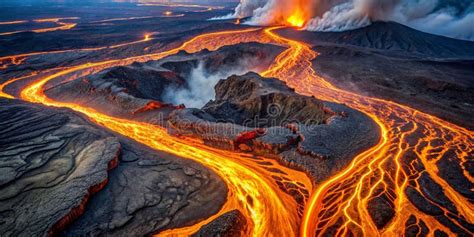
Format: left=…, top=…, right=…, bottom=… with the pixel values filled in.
left=162, top=62, right=247, bottom=108
left=229, top=0, right=474, bottom=41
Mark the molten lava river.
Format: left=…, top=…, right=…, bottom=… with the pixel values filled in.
left=1, top=26, right=473, bottom=236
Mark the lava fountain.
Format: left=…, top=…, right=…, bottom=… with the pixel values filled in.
left=286, top=1, right=309, bottom=28
left=232, top=0, right=312, bottom=28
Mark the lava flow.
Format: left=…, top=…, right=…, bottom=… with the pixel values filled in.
left=11, top=28, right=312, bottom=236
left=0, top=34, right=153, bottom=70
left=0, top=73, right=37, bottom=99
left=0, top=17, right=77, bottom=36
left=0, top=20, right=28, bottom=25
left=257, top=27, right=473, bottom=236
left=3, top=19, right=473, bottom=236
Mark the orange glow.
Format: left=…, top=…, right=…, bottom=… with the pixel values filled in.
left=160, top=11, right=185, bottom=18
left=32, top=22, right=76, bottom=33
left=3, top=19, right=472, bottom=236
left=32, top=18, right=78, bottom=33
left=286, top=10, right=306, bottom=27
left=14, top=28, right=312, bottom=236
left=0, top=72, right=37, bottom=99
left=0, top=20, right=28, bottom=25
left=32, top=17, right=79, bottom=23
left=256, top=27, right=473, bottom=237
left=0, top=17, right=78, bottom=36
left=0, top=67, right=68, bottom=98
left=0, top=35, right=152, bottom=70
left=271, top=0, right=311, bottom=27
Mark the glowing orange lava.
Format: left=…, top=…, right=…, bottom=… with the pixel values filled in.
left=286, top=10, right=306, bottom=27
left=0, top=17, right=78, bottom=36
left=0, top=20, right=28, bottom=25
left=3, top=16, right=472, bottom=236
left=256, top=27, right=473, bottom=237
left=0, top=34, right=152, bottom=70
left=9, top=28, right=311, bottom=237
left=0, top=73, right=37, bottom=99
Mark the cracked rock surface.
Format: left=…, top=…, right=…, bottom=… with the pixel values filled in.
left=0, top=99, right=120, bottom=237
left=63, top=140, right=227, bottom=236
left=0, top=99, right=227, bottom=236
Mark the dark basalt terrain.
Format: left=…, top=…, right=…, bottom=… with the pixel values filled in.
left=41, top=41, right=379, bottom=221
left=0, top=99, right=119, bottom=237
left=63, top=139, right=226, bottom=237
left=202, top=73, right=331, bottom=127
left=313, top=49, right=474, bottom=129
left=169, top=72, right=379, bottom=183
left=0, top=99, right=227, bottom=236
left=46, top=42, right=284, bottom=122
left=280, top=21, right=474, bottom=129
left=289, top=22, right=474, bottom=58
left=1, top=3, right=473, bottom=236
left=0, top=3, right=238, bottom=57
left=46, top=42, right=379, bottom=183
left=279, top=22, right=474, bottom=235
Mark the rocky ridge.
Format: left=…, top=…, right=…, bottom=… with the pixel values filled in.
left=168, top=72, right=379, bottom=183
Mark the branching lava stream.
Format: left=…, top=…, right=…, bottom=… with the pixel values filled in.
left=258, top=27, right=473, bottom=236
left=14, top=28, right=311, bottom=236
left=4, top=24, right=472, bottom=236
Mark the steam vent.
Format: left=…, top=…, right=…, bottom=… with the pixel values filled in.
left=0, top=1, right=473, bottom=236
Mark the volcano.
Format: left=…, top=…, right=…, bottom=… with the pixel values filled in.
left=277, top=21, right=474, bottom=129
left=0, top=2, right=473, bottom=237
left=284, top=21, right=474, bottom=58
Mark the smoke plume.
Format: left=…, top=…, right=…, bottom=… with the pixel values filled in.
left=229, top=0, right=474, bottom=41
left=220, top=0, right=312, bottom=26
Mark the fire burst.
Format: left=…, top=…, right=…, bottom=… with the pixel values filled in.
left=287, top=9, right=306, bottom=27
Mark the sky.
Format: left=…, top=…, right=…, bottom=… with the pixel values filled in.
left=228, top=0, right=474, bottom=41
left=2, top=0, right=472, bottom=41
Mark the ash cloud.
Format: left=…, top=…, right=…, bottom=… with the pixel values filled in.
left=229, top=0, right=474, bottom=41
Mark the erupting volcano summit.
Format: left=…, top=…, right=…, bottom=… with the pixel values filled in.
left=0, top=0, right=473, bottom=237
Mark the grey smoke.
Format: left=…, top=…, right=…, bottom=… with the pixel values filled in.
left=217, top=0, right=308, bottom=25
left=229, top=0, right=474, bottom=41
